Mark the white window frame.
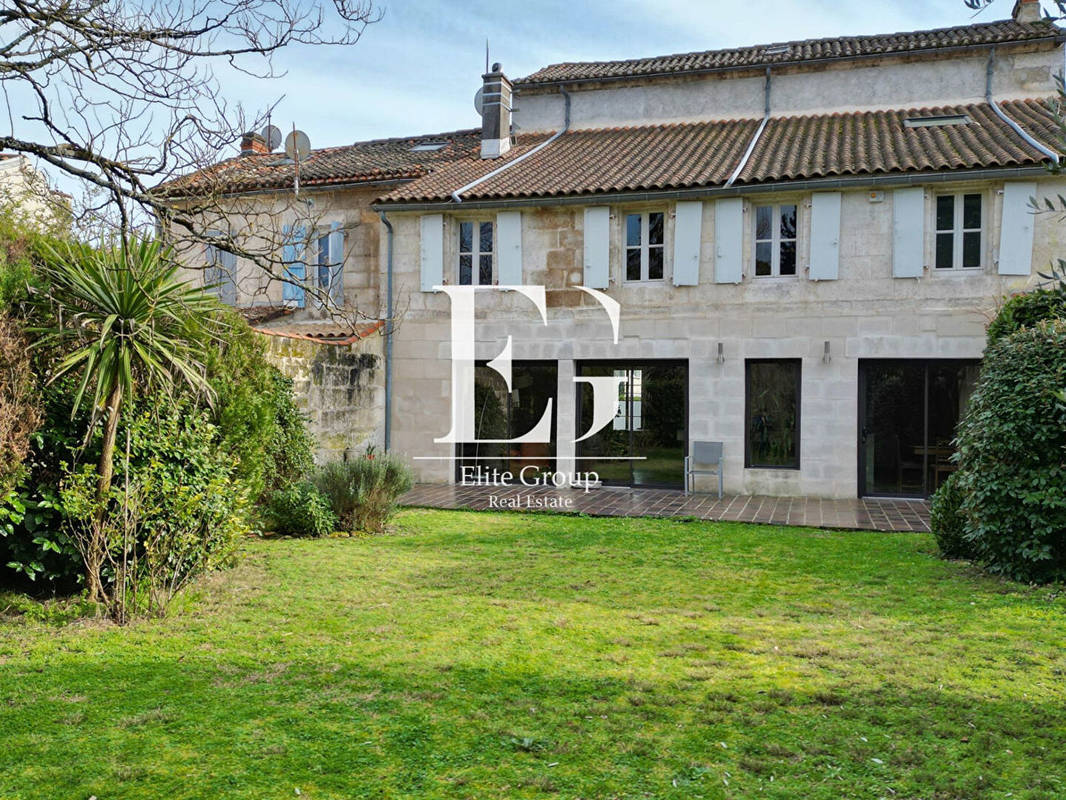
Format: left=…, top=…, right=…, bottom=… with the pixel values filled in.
left=752, top=203, right=799, bottom=278
left=623, top=210, right=666, bottom=283
left=315, top=229, right=335, bottom=291
left=934, top=192, right=984, bottom=270
left=457, top=219, right=495, bottom=286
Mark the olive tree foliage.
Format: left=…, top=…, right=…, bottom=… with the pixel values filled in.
left=0, top=0, right=380, bottom=317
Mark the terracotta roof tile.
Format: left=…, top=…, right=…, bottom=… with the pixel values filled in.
left=252, top=318, right=384, bottom=346
left=377, top=99, right=1061, bottom=205
left=161, top=130, right=481, bottom=196
left=516, top=19, right=1064, bottom=86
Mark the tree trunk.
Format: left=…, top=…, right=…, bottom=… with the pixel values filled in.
left=87, top=383, right=122, bottom=603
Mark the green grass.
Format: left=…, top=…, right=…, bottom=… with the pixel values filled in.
left=2, top=509, right=1065, bottom=799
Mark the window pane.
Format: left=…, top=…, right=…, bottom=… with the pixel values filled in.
left=626, top=248, right=641, bottom=281
left=962, top=231, right=981, bottom=268
left=779, top=241, right=797, bottom=275
left=936, top=195, right=954, bottom=232
left=479, top=253, right=493, bottom=285
left=626, top=214, right=641, bottom=247
left=780, top=204, right=797, bottom=240
left=755, top=242, right=772, bottom=276
left=755, top=206, right=772, bottom=240
left=480, top=221, right=493, bottom=254
left=648, top=212, right=664, bottom=246
left=935, top=232, right=954, bottom=269
left=746, top=360, right=799, bottom=468
left=459, top=222, right=473, bottom=253
left=459, top=254, right=473, bottom=285
left=648, top=246, right=663, bottom=280
left=963, top=194, right=981, bottom=230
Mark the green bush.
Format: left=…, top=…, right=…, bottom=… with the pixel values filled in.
left=987, top=288, right=1066, bottom=345
left=929, top=472, right=975, bottom=560
left=267, top=482, right=337, bottom=537
left=312, top=454, right=413, bottom=534
left=954, top=320, right=1066, bottom=582
left=203, top=309, right=315, bottom=503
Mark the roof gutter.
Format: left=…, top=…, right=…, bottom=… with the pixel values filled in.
left=450, top=87, right=571, bottom=203
left=985, top=46, right=1060, bottom=164
left=725, top=68, right=771, bottom=188
left=372, top=165, right=1050, bottom=213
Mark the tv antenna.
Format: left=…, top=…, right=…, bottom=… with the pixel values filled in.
left=284, top=125, right=311, bottom=195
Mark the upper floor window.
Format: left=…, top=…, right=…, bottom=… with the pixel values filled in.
left=459, top=220, right=494, bottom=285
left=754, top=204, right=797, bottom=277
left=935, top=193, right=982, bottom=270
left=624, top=211, right=665, bottom=282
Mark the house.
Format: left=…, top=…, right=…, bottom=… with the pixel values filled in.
left=0, top=154, right=70, bottom=230
left=174, top=0, right=1066, bottom=499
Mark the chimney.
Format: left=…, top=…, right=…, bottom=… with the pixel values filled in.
left=1013, top=0, right=1041, bottom=23
left=480, top=63, right=512, bottom=159
left=240, top=132, right=268, bottom=157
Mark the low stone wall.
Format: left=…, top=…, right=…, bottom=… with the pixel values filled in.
left=261, top=333, right=385, bottom=463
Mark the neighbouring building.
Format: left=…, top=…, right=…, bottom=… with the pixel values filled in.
left=171, top=0, right=1066, bottom=498
left=0, top=154, right=70, bottom=230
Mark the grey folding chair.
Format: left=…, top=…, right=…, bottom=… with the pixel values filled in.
left=684, top=441, right=723, bottom=498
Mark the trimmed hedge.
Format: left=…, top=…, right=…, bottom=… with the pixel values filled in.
left=929, top=472, right=974, bottom=560
left=987, top=288, right=1066, bottom=345
left=953, top=320, right=1066, bottom=582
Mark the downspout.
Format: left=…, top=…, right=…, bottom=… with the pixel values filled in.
left=451, top=87, right=571, bottom=203
left=378, top=210, right=394, bottom=452
left=726, top=68, right=772, bottom=188
left=986, top=47, right=1060, bottom=165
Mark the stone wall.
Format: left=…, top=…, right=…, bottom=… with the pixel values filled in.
left=262, top=333, right=385, bottom=463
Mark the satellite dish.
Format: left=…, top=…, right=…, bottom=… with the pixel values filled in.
left=474, top=87, right=484, bottom=117
left=261, top=124, right=282, bottom=152
left=284, top=129, right=311, bottom=161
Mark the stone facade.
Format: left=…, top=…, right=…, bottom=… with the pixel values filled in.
left=262, top=333, right=385, bottom=462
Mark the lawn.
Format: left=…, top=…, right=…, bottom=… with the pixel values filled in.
left=1, top=510, right=1065, bottom=799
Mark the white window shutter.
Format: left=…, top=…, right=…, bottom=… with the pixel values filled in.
left=998, top=181, right=1037, bottom=276
left=583, top=206, right=610, bottom=289
left=419, top=213, right=444, bottom=292
left=892, top=188, right=925, bottom=278
left=496, top=211, right=522, bottom=285
left=809, top=192, right=841, bottom=281
left=328, top=221, right=345, bottom=305
left=672, top=201, right=702, bottom=286
left=714, top=197, right=743, bottom=284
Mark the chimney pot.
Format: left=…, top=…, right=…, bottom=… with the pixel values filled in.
left=240, top=131, right=268, bottom=157
left=480, top=65, right=512, bottom=159
left=1012, top=0, right=1041, bottom=23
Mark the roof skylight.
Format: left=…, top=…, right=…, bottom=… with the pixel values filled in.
left=903, top=114, right=972, bottom=128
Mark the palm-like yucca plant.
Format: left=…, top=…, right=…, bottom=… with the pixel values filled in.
left=34, top=237, right=219, bottom=599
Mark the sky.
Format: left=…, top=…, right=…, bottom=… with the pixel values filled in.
left=239, top=0, right=1025, bottom=149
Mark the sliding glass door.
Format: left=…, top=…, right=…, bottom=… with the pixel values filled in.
left=455, top=361, right=557, bottom=480
left=576, top=361, right=687, bottom=488
left=858, top=359, right=980, bottom=497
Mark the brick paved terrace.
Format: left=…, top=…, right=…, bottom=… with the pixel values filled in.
left=400, top=484, right=931, bottom=533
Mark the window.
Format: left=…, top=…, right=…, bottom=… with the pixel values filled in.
left=624, top=211, right=665, bottom=281
left=935, top=193, right=983, bottom=270
left=459, top=221, right=494, bottom=285
left=745, top=359, right=801, bottom=469
left=204, top=233, right=236, bottom=306
left=316, top=230, right=338, bottom=291
left=754, top=204, right=797, bottom=277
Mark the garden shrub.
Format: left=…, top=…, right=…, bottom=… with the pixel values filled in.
left=987, top=288, right=1066, bottom=345
left=953, top=320, right=1066, bottom=582
left=0, top=314, right=41, bottom=495
left=202, top=308, right=314, bottom=503
left=312, top=454, right=413, bottom=534
left=61, top=404, right=252, bottom=616
left=266, top=481, right=337, bottom=537
left=929, top=472, right=975, bottom=560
